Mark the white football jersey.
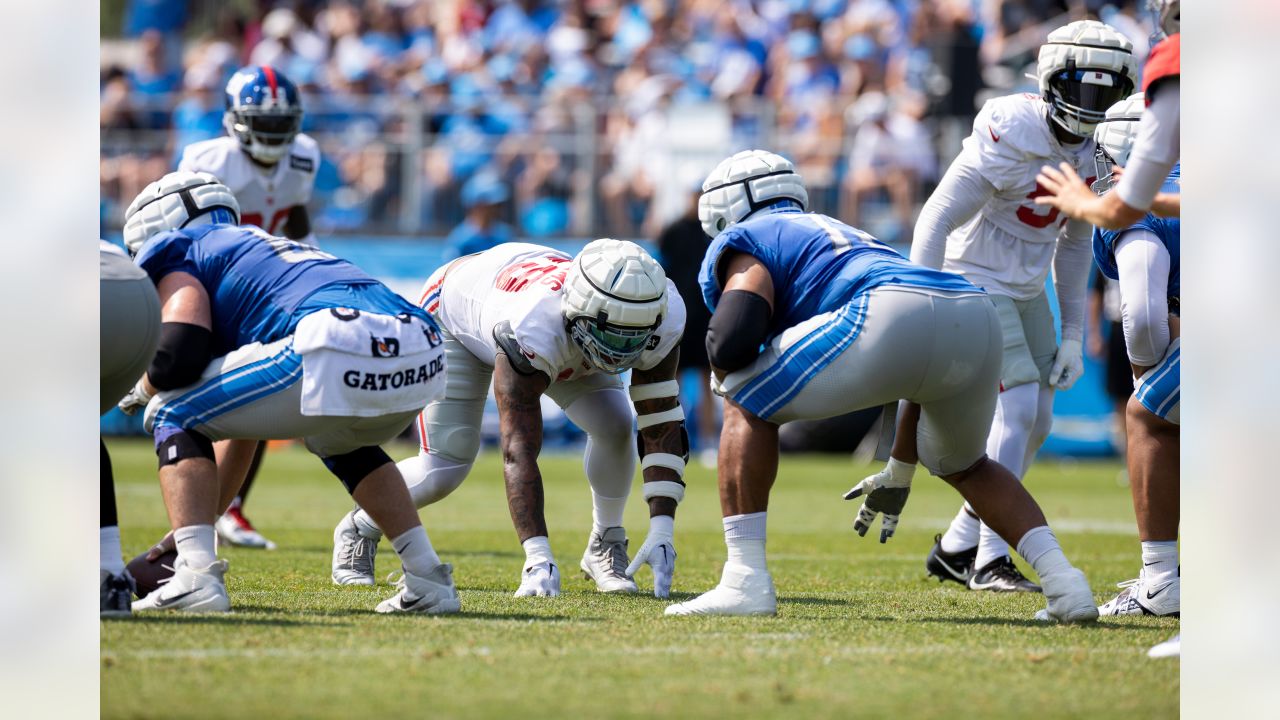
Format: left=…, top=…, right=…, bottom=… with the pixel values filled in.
left=942, top=93, right=1096, bottom=299
left=177, top=134, right=320, bottom=236
left=420, top=243, right=685, bottom=384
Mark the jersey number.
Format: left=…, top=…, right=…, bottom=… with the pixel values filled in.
left=242, top=208, right=292, bottom=235
left=494, top=257, right=570, bottom=292
left=1018, top=178, right=1095, bottom=229
left=248, top=227, right=334, bottom=263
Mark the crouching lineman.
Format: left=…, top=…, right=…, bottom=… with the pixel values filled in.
left=117, top=171, right=456, bottom=614
left=100, top=241, right=161, bottom=616
left=332, top=240, right=688, bottom=598
left=1089, top=95, right=1181, bottom=645
left=665, top=150, right=1097, bottom=622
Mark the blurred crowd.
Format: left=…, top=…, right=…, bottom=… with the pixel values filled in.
left=101, top=0, right=1154, bottom=243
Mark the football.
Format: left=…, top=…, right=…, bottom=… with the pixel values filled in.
left=124, top=547, right=177, bottom=599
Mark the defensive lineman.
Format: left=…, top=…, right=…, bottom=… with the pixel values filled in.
left=332, top=241, right=690, bottom=598
left=118, top=171, right=455, bottom=614
left=665, top=150, right=1097, bottom=623
left=178, top=64, right=322, bottom=550
left=875, top=20, right=1136, bottom=592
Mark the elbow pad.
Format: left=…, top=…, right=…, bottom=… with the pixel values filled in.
left=706, top=290, right=771, bottom=373
left=147, top=322, right=213, bottom=391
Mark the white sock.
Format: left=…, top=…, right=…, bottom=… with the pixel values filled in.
left=974, top=523, right=1011, bottom=571
left=351, top=509, right=384, bottom=541
left=940, top=505, right=980, bottom=553
left=100, top=526, right=125, bottom=575
left=723, top=512, right=767, bottom=570
left=1141, top=540, right=1178, bottom=584
left=174, top=524, right=217, bottom=568
left=390, top=526, right=441, bottom=577
left=591, top=491, right=628, bottom=535
left=1015, top=526, right=1072, bottom=581
left=522, top=536, right=554, bottom=567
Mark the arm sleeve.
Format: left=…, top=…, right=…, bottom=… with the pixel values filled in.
left=910, top=156, right=997, bottom=269
left=1052, top=219, right=1094, bottom=343
left=1115, top=80, right=1180, bottom=211
left=1113, top=229, right=1171, bottom=366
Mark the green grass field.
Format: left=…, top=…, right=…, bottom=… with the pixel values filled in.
left=101, top=437, right=1178, bottom=719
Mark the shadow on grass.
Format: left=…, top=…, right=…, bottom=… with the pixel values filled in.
left=449, top=611, right=604, bottom=623
left=781, top=595, right=857, bottom=608
left=912, top=615, right=1135, bottom=630
left=101, top=610, right=316, bottom=627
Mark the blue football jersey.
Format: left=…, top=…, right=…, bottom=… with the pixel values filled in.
left=135, top=224, right=431, bottom=356
left=699, top=206, right=979, bottom=339
left=1092, top=164, right=1180, bottom=310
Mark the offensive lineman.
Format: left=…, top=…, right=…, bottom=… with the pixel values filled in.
left=665, top=150, right=1097, bottom=623
left=179, top=65, right=322, bottom=550
left=118, top=171, right=455, bottom=614
left=1088, top=96, right=1182, bottom=659
left=865, top=21, right=1136, bottom=593
left=331, top=240, right=689, bottom=598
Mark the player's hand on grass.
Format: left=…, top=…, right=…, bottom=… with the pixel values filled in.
left=117, top=379, right=153, bottom=416
left=626, top=515, right=676, bottom=598
left=513, top=561, right=561, bottom=598
left=1049, top=338, right=1084, bottom=390
left=844, top=458, right=916, bottom=543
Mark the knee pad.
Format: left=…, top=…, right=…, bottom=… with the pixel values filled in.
left=155, top=428, right=215, bottom=468
left=323, top=446, right=393, bottom=494
left=422, top=421, right=481, bottom=464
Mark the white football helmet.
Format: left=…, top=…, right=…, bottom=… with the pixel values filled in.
left=562, top=239, right=667, bottom=374
left=1036, top=21, right=1137, bottom=138
left=1092, top=93, right=1145, bottom=194
left=698, top=150, right=808, bottom=238
left=123, top=171, right=241, bottom=255
left=1148, top=0, right=1179, bottom=37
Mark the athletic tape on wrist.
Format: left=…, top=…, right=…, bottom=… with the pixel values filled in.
left=641, top=452, right=685, bottom=476
left=637, top=406, right=685, bottom=429
left=629, top=380, right=680, bottom=402
left=642, top=480, right=685, bottom=503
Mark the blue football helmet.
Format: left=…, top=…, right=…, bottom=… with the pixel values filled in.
left=223, top=65, right=303, bottom=165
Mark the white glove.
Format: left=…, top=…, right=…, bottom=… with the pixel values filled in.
left=709, top=371, right=727, bottom=398
left=843, top=458, right=916, bottom=543
left=1048, top=338, right=1084, bottom=390
left=513, top=561, right=561, bottom=598
left=625, top=515, right=677, bottom=598
left=117, top=379, right=153, bottom=416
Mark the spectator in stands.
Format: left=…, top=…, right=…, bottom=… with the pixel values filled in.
left=445, top=170, right=514, bottom=259
left=843, top=90, right=935, bottom=242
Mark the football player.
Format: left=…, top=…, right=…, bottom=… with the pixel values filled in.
left=100, top=241, right=161, bottom=616
left=117, top=171, right=456, bottom=614
left=332, top=240, right=689, bottom=598
left=863, top=21, right=1136, bottom=593
left=1035, top=1, right=1180, bottom=228
left=178, top=64, right=321, bottom=550
left=1089, top=94, right=1181, bottom=650
left=664, top=150, right=1097, bottom=623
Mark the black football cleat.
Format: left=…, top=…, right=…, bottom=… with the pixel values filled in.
left=967, top=556, right=1043, bottom=593
left=925, top=534, right=977, bottom=586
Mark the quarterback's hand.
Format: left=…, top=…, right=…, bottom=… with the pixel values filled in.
left=625, top=515, right=676, bottom=598
left=513, top=561, right=561, bottom=598
left=843, top=458, right=916, bottom=543
left=117, top=379, right=153, bottom=416
left=1034, top=162, right=1094, bottom=217
left=144, top=531, right=176, bottom=562
left=1049, top=338, right=1085, bottom=390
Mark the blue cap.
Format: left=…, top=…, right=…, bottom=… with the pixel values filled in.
left=462, top=171, right=510, bottom=208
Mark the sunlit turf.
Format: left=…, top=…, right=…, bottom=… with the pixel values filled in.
left=102, top=438, right=1176, bottom=719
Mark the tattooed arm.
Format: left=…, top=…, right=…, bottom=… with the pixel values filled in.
left=493, top=353, right=552, bottom=542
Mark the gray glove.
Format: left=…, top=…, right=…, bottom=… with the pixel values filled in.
left=843, top=458, right=916, bottom=543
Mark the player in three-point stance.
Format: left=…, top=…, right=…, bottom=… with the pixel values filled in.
left=664, top=150, right=1098, bottom=623
left=1087, top=93, right=1182, bottom=659
left=861, top=20, right=1136, bottom=594
left=331, top=240, right=689, bottom=598
left=118, top=171, right=456, bottom=614
left=178, top=64, right=321, bottom=550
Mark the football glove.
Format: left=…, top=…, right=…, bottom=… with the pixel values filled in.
left=1048, top=338, right=1084, bottom=390
left=843, top=458, right=916, bottom=543
left=117, top=379, right=153, bottom=416
left=625, top=515, right=676, bottom=598
left=513, top=560, right=561, bottom=598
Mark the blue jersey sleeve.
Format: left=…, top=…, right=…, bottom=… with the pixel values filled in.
left=134, top=230, right=202, bottom=284
left=697, top=227, right=776, bottom=313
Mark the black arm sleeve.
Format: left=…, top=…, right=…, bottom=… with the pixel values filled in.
left=147, top=322, right=213, bottom=391
left=282, top=205, right=311, bottom=240
left=705, top=290, right=772, bottom=373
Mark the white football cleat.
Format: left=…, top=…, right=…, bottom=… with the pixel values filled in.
left=100, top=569, right=135, bottom=618
left=216, top=506, right=277, bottom=550
left=1098, top=571, right=1179, bottom=617
left=332, top=510, right=378, bottom=586
left=1148, top=633, right=1180, bottom=659
left=581, top=527, right=639, bottom=594
left=375, top=563, right=461, bottom=614
left=132, top=557, right=231, bottom=613
left=1033, top=567, right=1099, bottom=623
left=665, top=563, right=777, bottom=616
left=514, top=561, right=561, bottom=598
